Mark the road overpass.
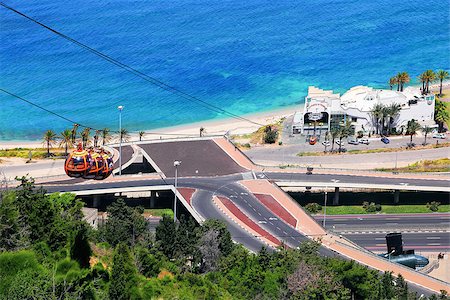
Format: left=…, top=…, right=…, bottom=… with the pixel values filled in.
left=40, top=137, right=449, bottom=294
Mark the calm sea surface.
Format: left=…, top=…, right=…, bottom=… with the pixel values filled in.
left=1, top=0, right=449, bottom=140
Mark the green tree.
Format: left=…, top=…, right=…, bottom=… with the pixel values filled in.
left=109, top=243, right=138, bottom=300
left=423, top=69, right=436, bottom=94
left=436, top=70, right=449, bottom=96
left=418, top=73, right=427, bottom=94
left=0, top=191, right=29, bottom=251
left=394, top=274, right=408, bottom=300
left=422, top=126, right=433, bottom=145
left=386, top=103, right=401, bottom=135
left=119, top=128, right=130, bottom=143
left=202, top=219, right=234, bottom=257
left=371, top=103, right=385, bottom=135
left=71, top=123, right=79, bottom=144
left=406, top=119, right=421, bottom=146
left=264, top=125, right=278, bottom=144
left=93, top=130, right=101, bottom=147
left=43, top=129, right=57, bottom=157
left=337, top=120, right=352, bottom=152
left=389, top=76, right=398, bottom=90
left=379, top=271, right=395, bottom=300
left=330, top=127, right=339, bottom=152
left=396, top=72, right=410, bottom=92
left=101, top=128, right=111, bottom=145
left=59, top=129, right=73, bottom=156
left=155, top=214, right=176, bottom=258
left=81, top=127, right=91, bottom=148
left=435, top=99, right=450, bottom=132
left=100, top=198, right=147, bottom=247
left=138, top=131, right=145, bottom=141
left=70, top=223, right=92, bottom=268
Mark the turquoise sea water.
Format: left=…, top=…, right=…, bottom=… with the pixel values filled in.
left=1, top=0, right=449, bottom=140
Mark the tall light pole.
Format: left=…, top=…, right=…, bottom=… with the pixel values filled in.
left=323, top=188, right=328, bottom=228
left=173, top=160, right=181, bottom=222
left=118, top=105, right=124, bottom=176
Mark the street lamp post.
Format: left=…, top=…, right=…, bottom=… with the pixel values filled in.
left=173, top=160, right=181, bottom=222
left=323, top=189, right=328, bottom=228
left=118, top=106, right=124, bottom=176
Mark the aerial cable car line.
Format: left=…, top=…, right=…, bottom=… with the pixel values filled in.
left=0, top=88, right=201, bottom=137
left=0, top=2, right=265, bottom=127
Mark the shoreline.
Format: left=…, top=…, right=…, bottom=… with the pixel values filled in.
left=0, top=103, right=302, bottom=149
left=1, top=79, right=448, bottom=149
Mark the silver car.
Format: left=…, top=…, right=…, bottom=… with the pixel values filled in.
left=358, top=138, right=370, bottom=145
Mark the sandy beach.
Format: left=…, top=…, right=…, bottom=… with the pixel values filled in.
left=0, top=104, right=302, bottom=149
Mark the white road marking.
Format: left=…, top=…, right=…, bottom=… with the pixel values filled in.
left=269, top=217, right=278, bottom=221
left=426, top=237, right=441, bottom=240
left=427, top=243, right=441, bottom=246
left=258, top=220, right=267, bottom=224
left=375, top=238, right=385, bottom=241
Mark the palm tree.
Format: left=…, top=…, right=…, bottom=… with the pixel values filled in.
left=421, top=126, right=433, bottom=145
left=81, top=128, right=91, bottom=148
left=418, top=73, right=427, bottom=95
left=43, top=130, right=57, bottom=157
left=337, top=121, right=353, bottom=153
left=71, top=124, right=79, bottom=144
left=330, top=128, right=339, bottom=152
left=436, top=70, right=449, bottom=96
left=406, top=119, right=421, bottom=146
left=93, top=130, right=101, bottom=147
left=59, top=129, right=73, bottom=156
left=381, top=105, right=390, bottom=135
left=370, top=103, right=384, bottom=135
left=386, top=103, right=401, bottom=135
left=424, top=69, right=436, bottom=94
left=434, top=99, right=450, bottom=132
left=101, top=128, right=111, bottom=145
left=119, top=128, right=130, bottom=143
left=138, top=131, right=145, bottom=141
left=399, top=72, right=410, bottom=92
left=389, top=77, right=397, bottom=91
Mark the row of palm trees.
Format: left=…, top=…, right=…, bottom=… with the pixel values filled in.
left=389, top=70, right=449, bottom=95
left=370, top=103, right=402, bottom=136
left=43, top=125, right=148, bottom=157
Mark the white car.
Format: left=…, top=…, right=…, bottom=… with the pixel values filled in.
left=432, top=133, right=446, bottom=139
left=322, top=140, right=331, bottom=147
left=348, top=138, right=359, bottom=145
left=336, top=140, right=344, bottom=146
left=358, top=138, right=370, bottom=145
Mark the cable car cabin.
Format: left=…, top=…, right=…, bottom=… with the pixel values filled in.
left=64, top=144, right=113, bottom=180
left=309, top=136, right=317, bottom=145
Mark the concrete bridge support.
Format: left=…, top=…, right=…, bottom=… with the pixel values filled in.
left=333, top=187, right=340, bottom=205
left=92, top=195, right=100, bottom=208
left=150, top=190, right=157, bottom=208
left=394, top=190, right=400, bottom=204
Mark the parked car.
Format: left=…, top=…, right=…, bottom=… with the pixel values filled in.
left=322, top=140, right=331, bottom=147
left=336, top=140, right=345, bottom=146
left=358, top=138, right=370, bottom=145
left=381, top=137, right=390, bottom=144
left=432, top=133, right=446, bottom=139
left=348, top=138, right=359, bottom=145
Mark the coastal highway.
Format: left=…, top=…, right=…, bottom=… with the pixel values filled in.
left=344, top=232, right=450, bottom=252
left=314, top=214, right=450, bottom=252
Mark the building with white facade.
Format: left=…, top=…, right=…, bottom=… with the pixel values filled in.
left=292, top=85, right=436, bottom=136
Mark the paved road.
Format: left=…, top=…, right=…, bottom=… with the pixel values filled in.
left=313, top=214, right=450, bottom=252
left=245, top=145, right=450, bottom=169
left=264, top=172, right=449, bottom=188
left=345, top=232, right=450, bottom=252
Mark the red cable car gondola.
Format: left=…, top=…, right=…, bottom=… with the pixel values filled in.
left=64, top=143, right=113, bottom=180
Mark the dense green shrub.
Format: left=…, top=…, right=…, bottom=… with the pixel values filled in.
left=304, top=203, right=322, bottom=214
left=362, top=201, right=381, bottom=213
left=427, top=201, right=441, bottom=212
left=264, top=126, right=278, bottom=144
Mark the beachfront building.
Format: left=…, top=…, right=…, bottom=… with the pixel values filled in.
left=292, top=85, right=436, bottom=137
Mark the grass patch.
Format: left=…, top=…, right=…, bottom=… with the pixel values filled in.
left=0, top=147, right=66, bottom=159
left=315, top=204, right=450, bottom=215
left=232, top=118, right=285, bottom=145
left=376, top=158, right=450, bottom=173
left=297, top=142, right=450, bottom=157
left=144, top=208, right=173, bottom=218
